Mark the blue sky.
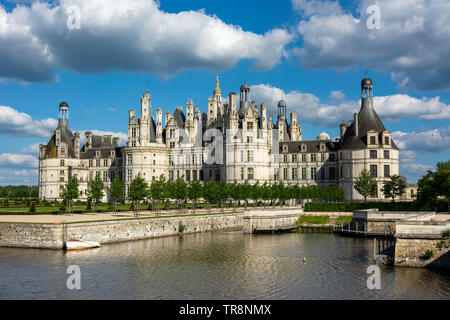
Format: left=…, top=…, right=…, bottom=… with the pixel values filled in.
left=0, top=0, right=449, bottom=185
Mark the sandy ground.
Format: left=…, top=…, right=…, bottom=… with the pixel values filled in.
left=0, top=208, right=241, bottom=224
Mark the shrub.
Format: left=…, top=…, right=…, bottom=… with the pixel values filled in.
left=178, top=221, right=186, bottom=233
left=59, top=206, right=66, bottom=213
left=304, top=201, right=429, bottom=212
left=423, top=249, right=434, bottom=260
left=29, top=202, right=36, bottom=213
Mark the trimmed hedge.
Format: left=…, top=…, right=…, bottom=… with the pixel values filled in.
left=304, top=201, right=431, bottom=212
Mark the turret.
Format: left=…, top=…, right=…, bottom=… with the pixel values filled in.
left=260, top=102, right=267, bottom=130
left=74, top=132, right=80, bottom=158
left=239, top=82, right=250, bottom=117
left=156, top=108, right=163, bottom=143
left=58, top=101, right=69, bottom=127
left=141, top=90, right=151, bottom=121
left=85, top=131, right=93, bottom=150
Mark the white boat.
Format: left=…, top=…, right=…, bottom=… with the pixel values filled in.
left=65, top=240, right=101, bottom=250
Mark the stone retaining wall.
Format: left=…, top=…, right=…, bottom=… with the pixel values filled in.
left=0, top=213, right=243, bottom=249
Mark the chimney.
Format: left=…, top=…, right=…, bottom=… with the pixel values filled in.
left=339, top=121, right=347, bottom=138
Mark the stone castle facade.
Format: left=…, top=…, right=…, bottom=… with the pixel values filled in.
left=38, top=77, right=400, bottom=201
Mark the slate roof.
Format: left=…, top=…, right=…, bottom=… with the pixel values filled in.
left=280, top=140, right=338, bottom=153
left=339, top=98, right=398, bottom=150
left=43, top=120, right=76, bottom=159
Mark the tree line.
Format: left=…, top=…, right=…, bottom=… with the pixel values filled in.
left=61, top=172, right=345, bottom=215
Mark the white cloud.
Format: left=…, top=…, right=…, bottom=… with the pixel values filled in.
left=0, top=106, right=57, bottom=137
left=292, top=0, right=342, bottom=17
left=21, top=143, right=41, bottom=155
left=0, top=0, right=294, bottom=83
left=293, top=0, right=450, bottom=91
left=330, top=90, right=345, bottom=102
left=0, top=168, right=38, bottom=185
left=0, top=153, right=38, bottom=168
left=250, top=84, right=450, bottom=127
left=392, top=127, right=450, bottom=153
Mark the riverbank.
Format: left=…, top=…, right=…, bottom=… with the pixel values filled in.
left=0, top=211, right=244, bottom=249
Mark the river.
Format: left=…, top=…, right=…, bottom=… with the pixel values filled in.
left=0, top=230, right=449, bottom=299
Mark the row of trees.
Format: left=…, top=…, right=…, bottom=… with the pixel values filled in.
left=354, top=169, right=407, bottom=201
left=0, top=186, right=38, bottom=200
left=61, top=172, right=345, bottom=215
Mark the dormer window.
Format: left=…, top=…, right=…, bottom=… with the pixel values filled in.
left=301, top=144, right=306, bottom=152
left=384, top=136, right=390, bottom=145
left=370, top=136, right=376, bottom=145
left=283, top=145, right=288, bottom=153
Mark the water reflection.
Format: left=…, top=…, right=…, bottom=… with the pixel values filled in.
left=0, top=231, right=449, bottom=299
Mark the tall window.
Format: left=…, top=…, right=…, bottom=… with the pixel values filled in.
left=370, top=150, right=377, bottom=159
left=104, top=159, right=108, bottom=166
left=384, top=150, right=390, bottom=159
left=292, top=167, right=298, bottom=180
left=193, top=170, right=197, bottom=180
left=329, top=153, right=335, bottom=161
left=274, top=168, right=279, bottom=180
left=127, top=169, right=132, bottom=181
left=127, top=154, right=133, bottom=165
left=292, top=154, right=297, bottom=163
left=311, top=167, right=317, bottom=180
left=384, top=165, right=390, bottom=177
left=169, top=170, right=174, bottom=180
left=283, top=154, right=288, bottom=163
left=199, top=170, right=204, bottom=181
left=89, top=160, right=93, bottom=167
left=186, top=170, right=191, bottom=182
left=302, top=168, right=307, bottom=180
left=215, top=169, right=220, bottom=182
left=103, top=171, right=107, bottom=182
left=96, top=159, right=101, bottom=167
left=302, top=154, right=306, bottom=162
left=311, top=154, right=317, bottom=162
left=370, top=165, right=377, bottom=177
left=60, top=160, right=65, bottom=166
left=321, top=153, right=325, bottom=162
left=247, top=122, right=253, bottom=130
left=384, top=136, right=390, bottom=145
left=240, top=167, right=244, bottom=180
left=283, top=168, right=288, bottom=180
left=247, top=168, right=254, bottom=180
left=168, top=155, right=173, bottom=166
left=329, top=167, right=336, bottom=180
left=247, top=150, right=254, bottom=162
left=370, top=136, right=376, bottom=145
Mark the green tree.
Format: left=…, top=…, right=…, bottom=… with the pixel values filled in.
left=61, top=175, right=79, bottom=214
left=229, top=181, right=240, bottom=208
left=188, top=180, right=203, bottom=210
left=250, top=181, right=261, bottom=207
left=271, top=183, right=280, bottom=207
left=354, top=169, right=377, bottom=201
left=109, top=176, right=124, bottom=213
left=241, top=180, right=252, bottom=208
left=86, top=173, right=105, bottom=213
left=174, top=177, right=188, bottom=211
left=417, top=161, right=450, bottom=210
left=29, top=201, right=36, bottom=213
left=381, top=174, right=407, bottom=201
left=163, top=179, right=175, bottom=210
left=203, top=178, right=218, bottom=211
left=150, top=175, right=166, bottom=212
left=261, top=182, right=272, bottom=207
left=127, top=173, right=149, bottom=216
left=217, top=180, right=229, bottom=211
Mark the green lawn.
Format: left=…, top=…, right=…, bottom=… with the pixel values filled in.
left=296, top=215, right=330, bottom=225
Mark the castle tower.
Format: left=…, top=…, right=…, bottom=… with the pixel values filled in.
left=141, top=90, right=151, bottom=121
left=238, top=82, right=250, bottom=117
left=156, top=108, right=163, bottom=144
left=59, top=101, right=69, bottom=127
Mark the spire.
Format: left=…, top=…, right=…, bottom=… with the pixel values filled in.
left=213, top=75, right=221, bottom=101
